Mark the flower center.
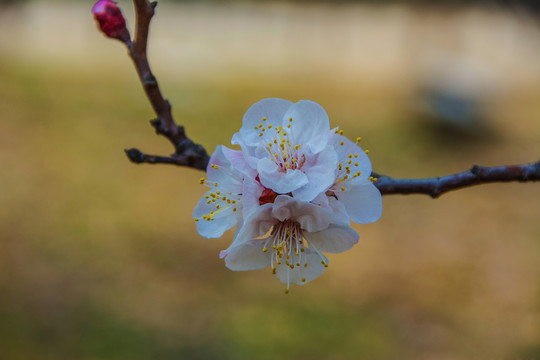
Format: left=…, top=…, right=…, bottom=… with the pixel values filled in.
left=254, top=117, right=305, bottom=173
left=261, top=220, right=328, bottom=286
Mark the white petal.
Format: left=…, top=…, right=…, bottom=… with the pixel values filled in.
left=193, top=191, right=240, bottom=238
left=221, top=145, right=257, bottom=178
left=304, top=224, right=359, bottom=254
left=271, top=195, right=331, bottom=233
left=291, top=146, right=338, bottom=201
left=239, top=98, right=293, bottom=146
left=274, top=248, right=327, bottom=285
left=206, top=146, right=244, bottom=188
left=283, top=100, right=330, bottom=154
left=340, top=181, right=383, bottom=224
left=330, top=133, right=372, bottom=182
left=224, top=238, right=271, bottom=271
left=257, top=158, right=308, bottom=194
left=241, top=177, right=264, bottom=220
left=232, top=204, right=275, bottom=247
left=327, top=197, right=351, bottom=226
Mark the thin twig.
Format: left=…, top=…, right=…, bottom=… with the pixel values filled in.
left=126, top=0, right=209, bottom=170
left=373, top=160, right=540, bottom=197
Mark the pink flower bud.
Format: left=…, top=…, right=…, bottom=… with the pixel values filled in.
left=92, top=0, right=130, bottom=44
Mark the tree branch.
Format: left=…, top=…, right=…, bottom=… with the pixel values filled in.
left=109, top=1, right=540, bottom=198
left=372, top=159, right=540, bottom=197
left=126, top=0, right=209, bottom=170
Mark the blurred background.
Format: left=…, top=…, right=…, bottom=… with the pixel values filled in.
left=1, top=0, right=540, bottom=359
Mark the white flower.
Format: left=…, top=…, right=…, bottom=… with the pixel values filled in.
left=193, top=145, right=257, bottom=238
left=219, top=195, right=359, bottom=292
left=231, top=98, right=338, bottom=201
left=193, top=98, right=383, bottom=291
left=319, top=130, right=383, bottom=226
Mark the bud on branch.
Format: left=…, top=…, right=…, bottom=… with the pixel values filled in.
left=92, top=0, right=131, bottom=44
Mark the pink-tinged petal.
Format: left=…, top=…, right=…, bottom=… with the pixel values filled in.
left=257, top=158, right=308, bottom=194
left=283, top=100, right=330, bottom=154
left=231, top=132, right=259, bottom=169
left=221, top=146, right=257, bottom=178
left=206, top=146, right=244, bottom=189
left=330, top=132, right=372, bottom=182
left=274, top=248, right=327, bottom=285
left=291, top=146, right=338, bottom=201
left=304, top=225, right=359, bottom=254
left=224, top=238, right=271, bottom=271
left=239, top=98, right=293, bottom=146
left=242, top=177, right=264, bottom=220
left=340, top=181, right=383, bottom=224
left=193, top=191, right=240, bottom=238
left=271, top=195, right=331, bottom=233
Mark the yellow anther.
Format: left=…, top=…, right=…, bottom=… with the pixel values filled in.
left=261, top=128, right=266, bottom=132
left=214, top=182, right=218, bottom=187
left=258, top=124, right=263, bottom=128
left=339, top=130, right=344, bottom=135
left=338, top=164, right=343, bottom=170
left=253, top=126, right=259, bottom=130
left=268, top=124, right=272, bottom=128
left=206, top=200, right=211, bottom=204
left=292, top=158, right=297, bottom=163
left=334, top=129, right=339, bottom=134
left=216, top=191, right=220, bottom=195
left=231, top=200, right=236, bottom=204
left=365, top=150, right=370, bottom=154
left=210, top=193, right=216, bottom=198
left=348, top=154, right=352, bottom=159
left=354, top=154, right=359, bottom=158
left=302, top=277, right=306, bottom=282
left=262, top=247, right=267, bottom=253
left=210, top=211, right=214, bottom=215
left=341, top=186, right=345, bottom=191
left=262, top=117, right=267, bottom=121
left=273, top=139, right=278, bottom=144
left=295, top=145, right=301, bottom=150
left=348, top=160, right=352, bottom=165
left=356, top=137, right=362, bottom=142
left=283, top=131, right=287, bottom=136
left=199, top=178, right=205, bottom=184
left=343, top=175, right=348, bottom=180
left=205, top=195, right=209, bottom=199
left=232, top=208, right=237, bottom=212
left=194, top=218, right=199, bottom=222
left=354, top=163, right=359, bottom=166
left=372, top=178, right=378, bottom=183
left=259, top=133, right=263, bottom=137
left=215, top=205, right=220, bottom=209
left=304, top=263, right=308, bottom=268
left=272, top=268, right=276, bottom=274
left=290, top=265, right=294, bottom=269
left=287, top=124, right=291, bottom=128
left=340, top=141, right=344, bottom=146
left=300, top=248, right=305, bottom=253
left=289, top=117, right=293, bottom=122
left=296, top=262, right=300, bottom=266
left=284, top=289, right=289, bottom=294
